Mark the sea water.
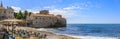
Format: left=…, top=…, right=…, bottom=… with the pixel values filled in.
left=37, top=24, right=120, bottom=39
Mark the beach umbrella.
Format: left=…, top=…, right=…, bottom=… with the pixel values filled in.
left=1, top=19, right=26, bottom=34
left=2, top=19, right=25, bottom=22
left=1, top=19, right=26, bottom=29
left=1, top=19, right=26, bottom=25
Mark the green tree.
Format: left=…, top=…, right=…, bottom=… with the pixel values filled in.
left=16, top=11, right=24, bottom=19
left=14, top=12, right=17, bottom=18
left=14, top=10, right=32, bottom=19
left=29, top=12, right=32, bottom=16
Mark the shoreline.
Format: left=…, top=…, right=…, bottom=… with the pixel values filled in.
left=12, top=26, right=80, bottom=39
left=36, top=28, right=81, bottom=39
left=52, top=32, right=81, bottom=39
left=35, top=26, right=120, bottom=39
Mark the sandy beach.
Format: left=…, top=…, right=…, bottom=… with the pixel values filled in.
left=6, top=26, right=80, bottom=39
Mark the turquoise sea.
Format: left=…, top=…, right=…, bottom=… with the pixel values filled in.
left=38, top=24, right=120, bottom=39
left=51, top=24, right=120, bottom=39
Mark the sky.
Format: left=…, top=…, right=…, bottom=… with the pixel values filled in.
left=1, top=0, right=120, bottom=24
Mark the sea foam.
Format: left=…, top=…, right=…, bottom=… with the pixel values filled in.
left=37, top=28, right=120, bottom=39
left=78, top=36, right=119, bottom=39
left=52, top=33, right=119, bottom=39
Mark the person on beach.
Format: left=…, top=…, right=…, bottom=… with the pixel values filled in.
left=9, top=34, right=15, bottom=39
left=0, top=28, right=9, bottom=39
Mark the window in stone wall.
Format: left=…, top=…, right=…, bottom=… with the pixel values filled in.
left=9, top=12, right=11, bottom=14
left=42, top=18, right=44, bottom=20
left=39, top=17, right=41, bottom=19
left=0, top=11, right=1, bottom=13
left=10, top=12, right=12, bottom=14
left=4, top=11, right=6, bottom=13
left=36, top=21, right=37, bottom=23
left=47, top=17, right=49, bottom=20
left=35, top=17, right=37, bottom=19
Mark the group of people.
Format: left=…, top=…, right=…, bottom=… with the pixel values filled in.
left=9, top=28, right=47, bottom=39
left=0, top=26, right=47, bottom=39
left=0, top=27, right=14, bottom=39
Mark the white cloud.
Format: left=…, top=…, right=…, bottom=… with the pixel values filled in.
left=10, top=2, right=92, bottom=22
left=49, top=9, right=76, bottom=18
left=43, top=6, right=56, bottom=9
left=27, top=9, right=39, bottom=13
left=48, top=5, right=84, bottom=18
left=26, top=5, right=80, bottom=18
left=63, top=6, right=83, bottom=10
left=11, top=6, right=21, bottom=12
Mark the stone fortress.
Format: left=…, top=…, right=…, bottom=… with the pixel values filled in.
left=0, top=2, right=66, bottom=28
left=27, top=10, right=66, bottom=28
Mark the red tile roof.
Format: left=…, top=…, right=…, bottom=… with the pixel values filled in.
left=31, top=14, right=54, bottom=17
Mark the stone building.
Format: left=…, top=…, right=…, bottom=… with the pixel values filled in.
left=39, top=10, right=49, bottom=14
left=0, top=2, right=14, bottom=20
left=27, top=10, right=66, bottom=28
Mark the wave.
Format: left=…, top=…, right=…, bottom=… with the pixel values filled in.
left=36, top=28, right=81, bottom=38
left=36, top=28, right=56, bottom=31
left=52, top=32, right=119, bottom=39
left=53, top=33, right=81, bottom=39
left=78, top=36, right=119, bottom=39
left=36, top=28, right=120, bottom=39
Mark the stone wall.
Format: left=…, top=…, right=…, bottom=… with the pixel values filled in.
left=0, top=7, right=14, bottom=20
left=0, top=3, right=14, bottom=20
left=27, top=14, right=66, bottom=28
